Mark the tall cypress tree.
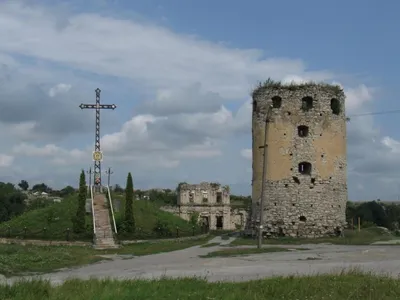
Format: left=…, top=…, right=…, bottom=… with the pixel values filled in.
left=73, top=170, right=86, bottom=233
left=124, top=172, right=135, bottom=233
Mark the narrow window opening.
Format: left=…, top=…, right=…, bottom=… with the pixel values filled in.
left=298, top=162, right=312, bottom=175
left=311, top=178, right=315, bottom=184
left=274, top=202, right=277, bottom=206
left=292, top=176, right=300, bottom=184
left=301, top=96, right=313, bottom=111
left=287, top=111, right=291, bottom=116
left=292, top=203, right=295, bottom=206
left=321, top=154, right=324, bottom=158
left=292, top=221, right=295, bottom=225
left=330, top=98, right=341, bottom=115
left=310, top=204, right=313, bottom=207
left=298, top=125, right=309, bottom=137
left=216, top=192, right=222, bottom=203
left=299, top=216, right=307, bottom=222
left=284, top=184, right=289, bottom=188
left=272, top=96, right=282, bottom=108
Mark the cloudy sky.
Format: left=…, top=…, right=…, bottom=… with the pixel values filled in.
left=0, top=0, right=399, bottom=200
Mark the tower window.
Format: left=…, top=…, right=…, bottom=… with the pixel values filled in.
left=297, top=125, right=309, bottom=137
left=298, top=162, right=312, bottom=175
left=330, top=98, right=341, bottom=115
left=301, top=96, right=313, bottom=111
left=272, top=96, right=282, bottom=108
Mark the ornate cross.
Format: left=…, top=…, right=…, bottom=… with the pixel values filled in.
left=79, top=88, right=116, bottom=189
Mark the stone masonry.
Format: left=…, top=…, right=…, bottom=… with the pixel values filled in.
left=175, top=182, right=244, bottom=230
left=252, top=81, right=348, bottom=237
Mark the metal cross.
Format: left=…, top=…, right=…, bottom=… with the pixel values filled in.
left=79, top=88, right=117, bottom=189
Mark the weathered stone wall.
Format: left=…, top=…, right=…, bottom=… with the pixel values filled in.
left=252, top=83, right=347, bottom=237
left=178, top=182, right=230, bottom=205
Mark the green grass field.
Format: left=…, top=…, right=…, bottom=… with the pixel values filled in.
left=200, top=247, right=308, bottom=258
left=0, top=236, right=211, bottom=277
left=1, top=271, right=399, bottom=300
left=0, top=195, right=199, bottom=241
left=231, top=227, right=396, bottom=246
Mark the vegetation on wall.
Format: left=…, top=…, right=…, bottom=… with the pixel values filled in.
left=251, top=78, right=343, bottom=98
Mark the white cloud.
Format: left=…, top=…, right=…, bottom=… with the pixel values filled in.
left=0, top=154, right=14, bottom=167
left=0, top=2, right=332, bottom=100
left=240, top=149, right=252, bottom=160
left=48, top=83, right=71, bottom=97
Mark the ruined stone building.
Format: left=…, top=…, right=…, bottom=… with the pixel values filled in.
left=251, top=80, right=347, bottom=237
left=162, top=182, right=248, bottom=230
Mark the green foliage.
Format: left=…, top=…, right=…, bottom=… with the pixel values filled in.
left=123, top=173, right=135, bottom=233
left=17, top=180, right=29, bottom=191
left=113, top=184, right=124, bottom=194
left=148, top=189, right=177, bottom=205
left=0, top=182, right=27, bottom=222
left=251, top=78, right=343, bottom=98
left=2, top=271, right=400, bottom=299
left=31, top=183, right=52, bottom=193
left=25, top=198, right=53, bottom=212
left=73, top=170, right=87, bottom=234
left=189, top=212, right=199, bottom=226
left=112, top=194, right=200, bottom=239
left=0, top=196, right=93, bottom=241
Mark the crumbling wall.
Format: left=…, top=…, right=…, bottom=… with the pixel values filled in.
left=252, top=81, right=347, bottom=237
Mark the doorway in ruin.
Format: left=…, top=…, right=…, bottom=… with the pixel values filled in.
left=201, top=216, right=210, bottom=232
left=216, top=216, right=223, bottom=230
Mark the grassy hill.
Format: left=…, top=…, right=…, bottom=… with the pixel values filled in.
left=111, top=194, right=200, bottom=239
left=0, top=194, right=92, bottom=241
left=0, top=193, right=200, bottom=241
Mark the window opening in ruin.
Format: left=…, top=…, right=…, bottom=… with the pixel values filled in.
left=292, top=176, right=300, bottom=184
left=297, top=125, right=309, bottom=137
left=301, top=96, right=313, bottom=111
left=289, top=153, right=292, bottom=156
left=202, top=197, right=208, bottom=203
left=216, top=192, right=222, bottom=203
left=330, top=98, right=341, bottom=115
left=287, top=111, right=291, bottom=116
left=284, top=184, right=288, bottom=188
left=310, top=204, right=313, bottom=207
left=274, top=202, right=277, bottom=206
left=272, top=96, right=282, bottom=108
left=189, top=191, right=194, bottom=203
left=292, top=203, right=295, bottom=206
left=290, top=168, right=293, bottom=171
left=298, top=162, right=312, bottom=175
left=311, top=178, right=315, bottom=184
left=292, top=221, right=295, bottom=225
left=299, top=216, right=307, bottom=222
left=321, top=154, right=324, bottom=158
left=216, top=216, right=223, bottom=230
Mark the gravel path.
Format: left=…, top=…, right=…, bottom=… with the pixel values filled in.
left=4, top=236, right=400, bottom=284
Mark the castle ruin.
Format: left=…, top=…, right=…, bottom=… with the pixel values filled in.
left=251, top=80, right=347, bottom=237
left=164, top=182, right=248, bottom=230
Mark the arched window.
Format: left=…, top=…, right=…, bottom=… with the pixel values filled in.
left=330, top=98, right=341, bottom=115
left=298, top=162, right=312, bottom=175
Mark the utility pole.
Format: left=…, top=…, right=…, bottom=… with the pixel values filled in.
left=87, top=167, right=93, bottom=186
left=105, top=167, right=114, bottom=187
left=258, top=105, right=272, bottom=249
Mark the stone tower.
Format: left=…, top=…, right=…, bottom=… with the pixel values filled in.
left=251, top=80, right=347, bottom=237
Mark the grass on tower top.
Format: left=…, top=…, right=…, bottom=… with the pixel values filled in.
left=251, top=78, right=343, bottom=97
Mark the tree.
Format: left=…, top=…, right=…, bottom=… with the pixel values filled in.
left=31, top=183, right=51, bottom=193
left=114, top=184, right=124, bottom=194
left=60, top=185, right=76, bottom=197
left=72, top=170, right=86, bottom=233
left=0, top=182, right=26, bottom=222
left=18, top=180, right=29, bottom=191
left=124, top=172, right=135, bottom=233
